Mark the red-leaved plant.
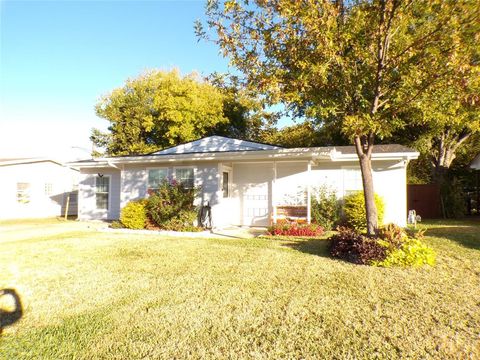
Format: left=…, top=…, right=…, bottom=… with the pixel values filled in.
left=268, top=223, right=324, bottom=237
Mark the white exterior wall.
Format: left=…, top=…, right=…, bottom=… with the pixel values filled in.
left=79, top=162, right=220, bottom=221
left=78, top=158, right=409, bottom=227
left=78, top=168, right=121, bottom=220
left=311, top=160, right=408, bottom=227
left=0, top=162, right=78, bottom=220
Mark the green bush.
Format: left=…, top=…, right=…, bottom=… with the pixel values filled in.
left=120, top=200, right=147, bottom=229
left=162, top=210, right=201, bottom=232
left=373, top=238, right=436, bottom=267
left=146, top=180, right=199, bottom=231
left=110, top=220, right=125, bottom=229
left=311, top=186, right=341, bottom=230
left=330, top=222, right=436, bottom=267
left=343, top=191, right=385, bottom=231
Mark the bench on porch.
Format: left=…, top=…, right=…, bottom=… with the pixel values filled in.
left=274, top=205, right=308, bottom=224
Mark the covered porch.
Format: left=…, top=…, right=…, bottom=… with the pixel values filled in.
left=216, top=161, right=315, bottom=227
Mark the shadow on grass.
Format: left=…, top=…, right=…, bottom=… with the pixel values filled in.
left=426, top=225, right=480, bottom=251
left=281, top=238, right=332, bottom=257
left=0, top=288, right=23, bottom=335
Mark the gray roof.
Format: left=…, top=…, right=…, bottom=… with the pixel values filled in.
left=333, top=144, right=417, bottom=154
left=0, top=157, right=66, bottom=167
left=152, top=136, right=281, bottom=155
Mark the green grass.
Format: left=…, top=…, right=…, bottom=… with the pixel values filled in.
left=0, top=219, right=479, bottom=359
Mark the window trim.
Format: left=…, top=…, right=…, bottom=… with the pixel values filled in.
left=146, top=167, right=169, bottom=192
left=342, top=166, right=363, bottom=195
left=95, top=175, right=111, bottom=211
left=16, top=182, right=31, bottom=204
left=173, top=166, right=196, bottom=189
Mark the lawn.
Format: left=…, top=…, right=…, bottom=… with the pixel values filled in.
left=1, top=219, right=479, bottom=359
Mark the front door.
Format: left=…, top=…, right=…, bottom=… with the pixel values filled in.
left=233, top=163, right=272, bottom=226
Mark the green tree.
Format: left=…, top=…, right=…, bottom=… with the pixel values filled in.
left=198, top=0, right=479, bottom=235
left=92, top=69, right=263, bottom=156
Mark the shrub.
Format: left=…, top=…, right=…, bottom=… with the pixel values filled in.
left=110, top=220, right=125, bottom=229
left=268, top=223, right=324, bottom=237
left=311, top=186, right=341, bottom=230
left=373, top=238, right=436, bottom=267
left=329, top=227, right=386, bottom=264
left=120, top=200, right=147, bottom=229
left=343, top=191, right=385, bottom=231
left=330, top=224, right=436, bottom=267
left=146, top=180, right=199, bottom=231
left=162, top=210, right=202, bottom=232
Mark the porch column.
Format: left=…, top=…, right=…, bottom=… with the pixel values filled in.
left=272, top=161, right=277, bottom=224
left=307, top=161, right=312, bottom=224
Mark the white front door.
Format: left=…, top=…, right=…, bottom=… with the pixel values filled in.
left=243, top=184, right=269, bottom=226
left=233, top=163, right=272, bottom=226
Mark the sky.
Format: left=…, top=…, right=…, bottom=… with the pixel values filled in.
left=0, top=0, right=285, bottom=160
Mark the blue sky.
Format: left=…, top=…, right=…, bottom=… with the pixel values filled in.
left=1, top=0, right=284, bottom=159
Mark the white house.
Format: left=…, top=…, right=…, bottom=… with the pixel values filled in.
left=0, top=158, right=79, bottom=220
left=71, top=136, right=419, bottom=227
left=471, top=153, right=480, bottom=170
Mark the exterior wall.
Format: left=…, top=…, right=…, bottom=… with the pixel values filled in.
left=311, top=160, right=408, bottom=227
left=77, top=158, right=409, bottom=227
left=78, top=168, right=121, bottom=220
left=0, top=162, right=78, bottom=219
left=80, top=162, right=220, bottom=221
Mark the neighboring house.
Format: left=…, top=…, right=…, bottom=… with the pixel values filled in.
left=0, top=158, right=79, bottom=220
left=471, top=153, right=480, bottom=170
left=71, top=136, right=419, bottom=227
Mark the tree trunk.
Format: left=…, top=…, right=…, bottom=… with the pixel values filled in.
left=354, top=135, right=378, bottom=236
left=432, top=131, right=471, bottom=184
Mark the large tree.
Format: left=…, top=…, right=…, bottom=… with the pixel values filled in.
left=91, top=69, right=270, bottom=156
left=197, top=0, right=479, bottom=235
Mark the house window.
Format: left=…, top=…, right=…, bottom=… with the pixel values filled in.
left=222, top=171, right=229, bottom=198
left=95, top=176, right=109, bottom=210
left=44, top=183, right=53, bottom=196
left=343, top=168, right=363, bottom=194
left=148, top=168, right=168, bottom=192
left=175, top=168, right=194, bottom=189
left=17, top=183, right=30, bottom=204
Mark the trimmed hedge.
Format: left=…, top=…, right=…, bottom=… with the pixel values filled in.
left=343, top=191, right=385, bottom=231
left=119, top=200, right=147, bottom=229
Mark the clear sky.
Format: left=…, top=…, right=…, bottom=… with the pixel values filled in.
left=1, top=0, right=283, bottom=160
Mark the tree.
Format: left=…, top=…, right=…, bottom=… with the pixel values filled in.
left=413, top=60, right=480, bottom=183
left=197, top=0, right=479, bottom=235
left=92, top=69, right=254, bottom=156
left=206, top=72, right=278, bottom=141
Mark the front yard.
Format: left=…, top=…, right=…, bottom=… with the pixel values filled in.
left=1, top=218, right=479, bottom=358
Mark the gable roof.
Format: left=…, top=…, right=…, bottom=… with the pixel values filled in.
left=471, top=153, right=480, bottom=170
left=152, top=136, right=281, bottom=155
left=0, top=157, right=67, bottom=167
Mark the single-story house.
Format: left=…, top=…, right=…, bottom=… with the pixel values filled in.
left=71, top=136, right=419, bottom=227
left=0, top=158, right=79, bottom=219
left=471, top=153, right=480, bottom=170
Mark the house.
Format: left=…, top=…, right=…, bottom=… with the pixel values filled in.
left=0, top=158, right=79, bottom=220
left=471, top=153, right=480, bottom=170
left=71, top=136, right=419, bottom=227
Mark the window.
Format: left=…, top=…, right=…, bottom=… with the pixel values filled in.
left=44, top=183, right=53, bottom=196
left=175, top=168, right=194, bottom=189
left=148, top=168, right=168, bottom=192
left=17, top=183, right=30, bottom=204
left=95, top=176, right=109, bottom=210
left=222, top=171, right=229, bottom=198
left=343, top=168, right=363, bottom=194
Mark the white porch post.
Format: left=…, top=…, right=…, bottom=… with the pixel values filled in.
left=273, top=161, right=277, bottom=224
left=307, top=161, right=312, bottom=224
